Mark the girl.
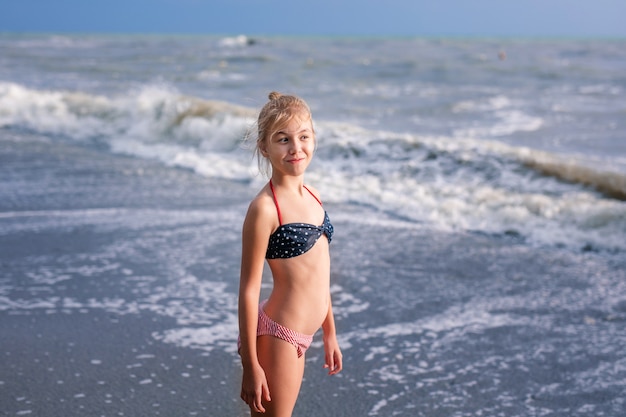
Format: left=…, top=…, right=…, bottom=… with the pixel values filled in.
left=238, top=92, right=343, bottom=416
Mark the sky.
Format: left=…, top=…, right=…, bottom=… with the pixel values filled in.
left=1, top=0, right=625, bottom=38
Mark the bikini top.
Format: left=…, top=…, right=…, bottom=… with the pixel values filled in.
left=266, top=180, right=334, bottom=259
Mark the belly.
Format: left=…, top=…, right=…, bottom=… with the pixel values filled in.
left=265, top=242, right=331, bottom=334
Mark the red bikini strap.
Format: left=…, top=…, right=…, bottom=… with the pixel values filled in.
left=268, top=180, right=283, bottom=225
left=303, top=185, right=323, bottom=206
left=269, top=181, right=322, bottom=225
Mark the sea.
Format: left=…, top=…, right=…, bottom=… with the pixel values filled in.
left=1, top=34, right=625, bottom=416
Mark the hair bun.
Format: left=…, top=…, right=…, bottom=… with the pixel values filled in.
left=268, top=91, right=282, bottom=101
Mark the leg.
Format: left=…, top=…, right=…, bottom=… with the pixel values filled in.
left=251, top=335, right=305, bottom=417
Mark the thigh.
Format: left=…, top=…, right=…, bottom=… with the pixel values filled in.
left=253, top=335, right=305, bottom=417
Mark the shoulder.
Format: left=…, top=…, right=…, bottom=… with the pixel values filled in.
left=248, top=185, right=275, bottom=215
left=240, top=187, right=278, bottom=264
left=244, top=186, right=278, bottom=230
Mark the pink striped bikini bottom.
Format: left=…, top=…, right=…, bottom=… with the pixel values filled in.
left=239, top=300, right=314, bottom=358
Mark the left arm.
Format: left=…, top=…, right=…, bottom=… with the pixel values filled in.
left=321, top=296, right=343, bottom=375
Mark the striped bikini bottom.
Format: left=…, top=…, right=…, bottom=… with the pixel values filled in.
left=239, top=300, right=314, bottom=358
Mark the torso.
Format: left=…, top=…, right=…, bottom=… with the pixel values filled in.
left=262, top=180, right=333, bottom=335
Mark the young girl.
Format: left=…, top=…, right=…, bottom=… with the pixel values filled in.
left=238, top=92, right=343, bottom=416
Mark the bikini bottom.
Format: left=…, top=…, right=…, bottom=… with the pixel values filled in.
left=239, top=300, right=314, bottom=358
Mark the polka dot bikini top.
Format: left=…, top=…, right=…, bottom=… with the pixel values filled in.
left=266, top=180, right=334, bottom=259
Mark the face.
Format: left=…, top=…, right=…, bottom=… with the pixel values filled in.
left=262, top=112, right=315, bottom=177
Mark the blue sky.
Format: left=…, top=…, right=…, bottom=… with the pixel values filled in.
left=1, top=0, right=625, bottom=38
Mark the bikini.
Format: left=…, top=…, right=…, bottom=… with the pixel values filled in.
left=266, top=180, right=333, bottom=259
left=239, top=181, right=334, bottom=357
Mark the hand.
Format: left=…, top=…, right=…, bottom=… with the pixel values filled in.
left=323, top=336, right=343, bottom=375
left=241, top=363, right=271, bottom=413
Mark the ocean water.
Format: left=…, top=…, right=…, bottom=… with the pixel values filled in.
left=1, top=34, right=625, bottom=251
left=1, top=34, right=625, bottom=416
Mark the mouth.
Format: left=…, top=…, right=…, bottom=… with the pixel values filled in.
left=287, top=158, right=304, bottom=164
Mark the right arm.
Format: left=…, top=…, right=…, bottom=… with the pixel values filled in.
left=238, top=197, right=274, bottom=413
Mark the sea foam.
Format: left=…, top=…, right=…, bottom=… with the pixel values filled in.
left=2, top=81, right=625, bottom=251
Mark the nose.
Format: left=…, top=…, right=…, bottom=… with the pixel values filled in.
left=289, top=138, right=301, bottom=154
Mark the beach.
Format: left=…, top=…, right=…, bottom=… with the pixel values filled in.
left=1, top=34, right=626, bottom=416
left=0, top=132, right=248, bottom=416
left=3, top=129, right=626, bottom=416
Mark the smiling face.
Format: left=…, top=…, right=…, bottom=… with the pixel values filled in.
left=262, top=111, right=315, bottom=178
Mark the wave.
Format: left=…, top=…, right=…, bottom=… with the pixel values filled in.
left=519, top=151, right=626, bottom=201
left=3, top=34, right=102, bottom=49
left=309, top=127, right=626, bottom=252
left=0, top=81, right=256, bottom=178
left=1, top=82, right=625, bottom=252
left=217, top=35, right=257, bottom=48
left=451, top=95, right=544, bottom=138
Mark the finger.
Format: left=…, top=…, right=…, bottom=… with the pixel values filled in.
left=263, top=381, right=272, bottom=402
left=335, top=354, right=343, bottom=371
left=329, top=354, right=343, bottom=375
left=253, top=396, right=265, bottom=414
left=324, top=352, right=334, bottom=368
left=254, top=389, right=267, bottom=413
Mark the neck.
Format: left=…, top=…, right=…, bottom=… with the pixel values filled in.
left=270, top=174, right=305, bottom=190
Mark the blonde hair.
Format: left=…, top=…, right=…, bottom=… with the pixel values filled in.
left=251, top=91, right=314, bottom=177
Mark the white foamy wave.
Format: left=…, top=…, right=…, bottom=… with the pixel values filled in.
left=153, top=316, right=239, bottom=354
left=518, top=149, right=626, bottom=200
left=310, top=126, right=626, bottom=251
left=452, top=95, right=543, bottom=138
left=0, top=82, right=117, bottom=136
left=339, top=302, right=532, bottom=353
left=578, top=84, right=622, bottom=96
left=452, top=95, right=512, bottom=112
left=9, top=35, right=101, bottom=49
left=0, top=82, right=257, bottom=179
left=217, top=35, right=255, bottom=48
left=0, top=82, right=252, bottom=138
left=453, top=109, right=543, bottom=138
left=317, top=170, right=626, bottom=251
left=196, top=69, right=248, bottom=83
left=2, top=82, right=624, bottom=251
